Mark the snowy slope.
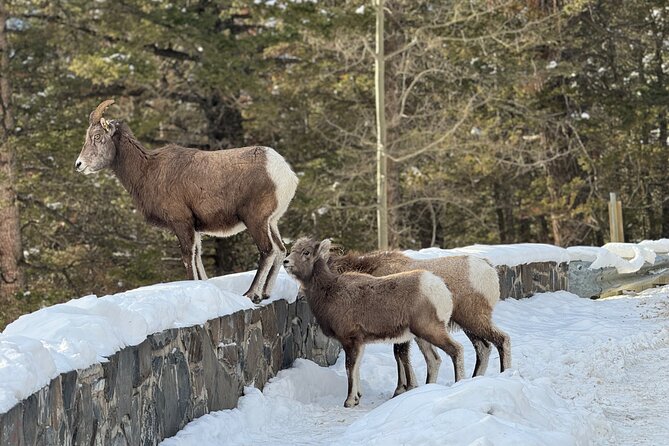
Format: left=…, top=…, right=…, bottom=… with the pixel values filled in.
left=162, top=287, right=669, bottom=446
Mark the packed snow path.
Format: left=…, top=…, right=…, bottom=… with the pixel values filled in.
left=162, top=286, right=669, bottom=445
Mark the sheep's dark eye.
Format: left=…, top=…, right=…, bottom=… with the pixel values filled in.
left=93, top=134, right=101, bottom=142
left=303, top=251, right=311, bottom=257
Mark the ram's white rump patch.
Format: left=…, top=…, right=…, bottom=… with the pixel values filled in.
left=468, top=256, right=500, bottom=306
left=264, top=147, right=299, bottom=223
left=419, top=271, right=453, bottom=329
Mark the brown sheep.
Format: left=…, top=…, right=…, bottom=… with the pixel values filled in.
left=75, top=100, right=298, bottom=303
left=283, top=237, right=464, bottom=407
left=330, top=250, right=511, bottom=394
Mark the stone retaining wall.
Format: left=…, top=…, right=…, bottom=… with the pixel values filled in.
left=0, top=261, right=569, bottom=445
left=497, top=262, right=569, bottom=299
left=0, top=297, right=339, bottom=446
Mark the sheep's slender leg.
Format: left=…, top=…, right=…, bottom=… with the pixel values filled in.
left=194, top=233, right=208, bottom=280
left=463, top=319, right=511, bottom=373
left=244, top=219, right=277, bottom=304
left=261, top=222, right=286, bottom=300
left=488, top=325, right=512, bottom=372
left=393, top=343, right=408, bottom=396
left=174, top=226, right=196, bottom=280
left=413, top=326, right=464, bottom=383
left=393, top=342, right=417, bottom=396
left=465, top=331, right=491, bottom=377
left=353, top=344, right=365, bottom=400
left=343, top=342, right=363, bottom=408
left=415, top=338, right=441, bottom=384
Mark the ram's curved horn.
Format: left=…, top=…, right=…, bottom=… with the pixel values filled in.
left=89, top=99, right=115, bottom=125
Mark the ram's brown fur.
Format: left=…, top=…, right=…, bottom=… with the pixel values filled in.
left=284, top=238, right=465, bottom=408
left=76, top=100, right=298, bottom=302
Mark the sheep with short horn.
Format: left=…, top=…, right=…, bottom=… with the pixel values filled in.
left=284, top=237, right=465, bottom=407
left=75, top=99, right=298, bottom=303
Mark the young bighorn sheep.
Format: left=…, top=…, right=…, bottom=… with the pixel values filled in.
left=75, top=99, right=298, bottom=303
left=284, top=237, right=465, bottom=407
left=330, top=251, right=511, bottom=395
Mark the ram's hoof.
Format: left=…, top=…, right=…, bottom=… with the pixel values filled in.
left=245, top=292, right=263, bottom=304
left=393, top=385, right=407, bottom=397
left=344, top=395, right=360, bottom=408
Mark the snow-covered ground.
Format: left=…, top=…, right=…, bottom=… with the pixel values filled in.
left=161, top=287, right=669, bottom=446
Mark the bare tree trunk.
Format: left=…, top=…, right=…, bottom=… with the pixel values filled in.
left=375, top=0, right=389, bottom=250
left=0, top=0, right=23, bottom=309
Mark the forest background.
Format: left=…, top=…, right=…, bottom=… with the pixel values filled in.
left=1, top=0, right=668, bottom=329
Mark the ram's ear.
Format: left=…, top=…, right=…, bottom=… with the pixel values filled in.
left=100, top=118, right=118, bottom=135
left=317, top=239, right=332, bottom=261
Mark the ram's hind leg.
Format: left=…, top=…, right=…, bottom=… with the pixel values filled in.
left=415, top=338, right=441, bottom=384
left=261, top=221, right=286, bottom=300
left=244, top=218, right=278, bottom=304
left=194, top=233, right=208, bottom=280
left=462, top=315, right=511, bottom=373
left=393, top=342, right=417, bottom=396
left=413, top=324, right=464, bottom=383
left=465, top=331, right=491, bottom=377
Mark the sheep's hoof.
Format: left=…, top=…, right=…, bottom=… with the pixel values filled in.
left=393, top=385, right=407, bottom=397
left=245, top=292, right=263, bottom=304
left=261, top=294, right=272, bottom=301
left=344, top=395, right=360, bottom=408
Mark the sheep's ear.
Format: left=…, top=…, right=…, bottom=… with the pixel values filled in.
left=100, top=118, right=118, bottom=135
left=317, top=239, right=332, bottom=260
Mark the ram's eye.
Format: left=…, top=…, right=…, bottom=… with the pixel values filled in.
left=93, top=134, right=101, bottom=142
left=303, top=251, right=311, bottom=257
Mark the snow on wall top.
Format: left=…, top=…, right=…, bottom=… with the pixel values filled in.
left=404, top=243, right=571, bottom=267
left=0, top=271, right=299, bottom=415
left=567, top=238, right=669, bottom=274
left=404, top=239, right=668, bottom=273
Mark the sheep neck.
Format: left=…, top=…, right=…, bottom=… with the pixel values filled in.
left=111, top=128, right=152, bottom=200
left=304, top=259, right=338, bottom=313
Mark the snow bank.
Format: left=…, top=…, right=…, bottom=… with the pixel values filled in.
left=404, top=243, right=571, bottom=267
left=567, top=241, right=666, bottom=274
left=163, top=368, right=596, bottom=446
left=336, top=376, right=593, bottom=446
left=638, top=238, right=669, bottom=254
left=0, top=271, right=299, bottom=414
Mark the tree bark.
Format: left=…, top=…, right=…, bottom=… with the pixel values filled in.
left=0, top=0, right=24, bottom=309
left=375, top=0, right=389, bottom=250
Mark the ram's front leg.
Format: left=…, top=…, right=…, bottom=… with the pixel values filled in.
left=343, top=342, right=363, bottom=407
left=174, top=225, right=196, bottom=280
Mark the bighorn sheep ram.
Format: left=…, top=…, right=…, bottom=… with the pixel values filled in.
left=283, top=237, right=464, bottom=407
left=330, top=250, right=511, bottom=395
left=75, top=100, right=298, bottom=303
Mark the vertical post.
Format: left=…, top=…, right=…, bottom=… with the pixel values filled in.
left=374, top=0, right=388, bottom=250
left=608, top=192, right=624, bottom=242
left=615, top=198, right=624, bottom=242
